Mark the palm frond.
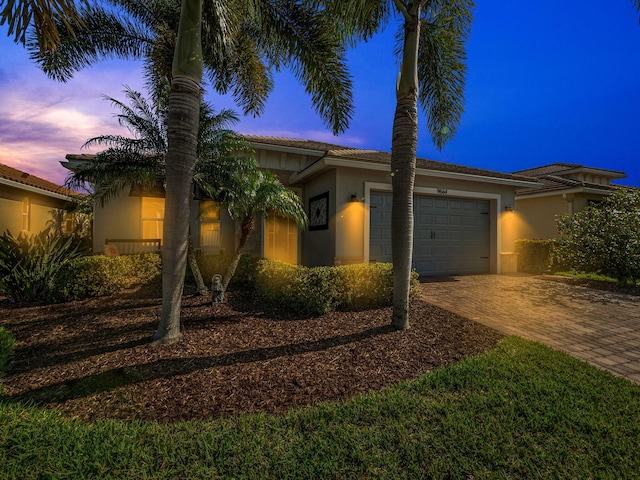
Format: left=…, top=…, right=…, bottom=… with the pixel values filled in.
left=417, top=0, right=474, bottom=149
left=1, top=0, right=88, bottom=52
left=27, top=2, right=151, bottom=82
left=251, top=0, right=354, bottom=134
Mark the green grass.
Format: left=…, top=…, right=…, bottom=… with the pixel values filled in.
left=2, top=337, right=639, bottom=479
left=554, top=271, right=640, bottom=286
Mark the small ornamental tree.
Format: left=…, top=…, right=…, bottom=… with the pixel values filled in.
left=555, top=188, right=640, bottom=284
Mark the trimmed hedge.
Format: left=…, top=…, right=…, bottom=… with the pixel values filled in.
left=516, top=239, right=557, bottom=274
left=255, top=259, right=419, bottom=316
left=52, top=253, right=161, bottom=302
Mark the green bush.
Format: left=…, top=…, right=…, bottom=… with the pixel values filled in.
left=195, top=254, right=260, bottom=290
left=555, top=189, right=640, bottom=284
left=53, top=253, right=161, bottom=302
left=0, top=327, right=16, bottom=393
left=515, top=239, right=557, bottom=274
left=0, top=229, right=86, bottom=303
left=337, top=263, right=409, bottom=310
left=255, top=260, right=419, bottom=316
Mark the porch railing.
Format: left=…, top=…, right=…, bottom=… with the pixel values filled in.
left=105, top=238, right=161, bottom=255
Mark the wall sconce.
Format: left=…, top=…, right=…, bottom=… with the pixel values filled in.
left=504, top=205, right=514, bottom=212
left=350, top=194, right=360, bottom=202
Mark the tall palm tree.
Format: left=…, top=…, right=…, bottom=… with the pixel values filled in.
left=1, top=0, right=86, bottom=52
left=30, top=0, right=354, bottom=343
left=315, top=0, right=473, bottom=330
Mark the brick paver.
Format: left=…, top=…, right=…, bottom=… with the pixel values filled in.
left=419, top=274, right=640, bottom=384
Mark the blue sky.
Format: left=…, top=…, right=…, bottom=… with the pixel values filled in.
left=1, top=0, right=639, bottom=187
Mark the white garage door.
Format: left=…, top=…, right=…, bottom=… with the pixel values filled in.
left=369, top=191, right=490, bottom=276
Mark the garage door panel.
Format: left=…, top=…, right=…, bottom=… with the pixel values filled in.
left=369, top=191, right=490, bottom=276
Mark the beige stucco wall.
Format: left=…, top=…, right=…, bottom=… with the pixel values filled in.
left=303, top=170, right=336, bottom=267
left=93, top=191, right=143, bottom=253
left=0, top=184, right=69, bottom=235
left=514, top=192, right=609, bottom=240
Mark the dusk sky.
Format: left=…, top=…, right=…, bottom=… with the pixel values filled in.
left=1, top=0, right=639, bottom=188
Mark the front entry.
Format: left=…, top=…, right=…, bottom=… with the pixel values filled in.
left=264, top=215, right=299, bottom=264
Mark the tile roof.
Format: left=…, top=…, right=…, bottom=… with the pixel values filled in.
left=513, top=162, right=626, bottom=178
left=0, top=162, right=82, bottom=198
left=516, top=175, right=619, bottom=195
left=247, top=136, right=537, bottom=183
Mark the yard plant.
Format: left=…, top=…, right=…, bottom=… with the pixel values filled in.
left=0, top=229, right=86, bottom=303
left=555, top=188, right=640, bottom=284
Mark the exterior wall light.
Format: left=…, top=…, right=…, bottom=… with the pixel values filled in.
left=350, top=194, right=360, bottom=202
left=504, top=205, right=514, bottom=212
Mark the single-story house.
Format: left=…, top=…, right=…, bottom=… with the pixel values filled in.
left=63, top=136, right=541, bottom=275
left=0, top=162, right=81, bottom=236
left=513, top=163, right=627, bottom=240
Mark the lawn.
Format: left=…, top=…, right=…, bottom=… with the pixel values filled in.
left=1, top=284, right=639, bottom=478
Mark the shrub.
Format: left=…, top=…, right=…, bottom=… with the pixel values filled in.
left=555, top=188, right=640, bottom=284
left=515, top=239, right=557, bottom=274
left=195, top=254, right=259, bottom=291
left=255, top=260, right=419, bottom=316
left=53, top=253, right=161, bottom=302
left=337, top=263, right=419, bottom=310
left=0, top=229, right=86, bottom=303
left=0, top=327, right=16, bottom=393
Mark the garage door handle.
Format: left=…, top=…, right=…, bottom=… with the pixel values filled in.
left=480, top=256, right=489, bottom=259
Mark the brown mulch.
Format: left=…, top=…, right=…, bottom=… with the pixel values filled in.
left=0, top=283, right=502, bottom=423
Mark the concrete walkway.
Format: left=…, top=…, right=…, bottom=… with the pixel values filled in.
left=419, top=274, right=640, bottom=384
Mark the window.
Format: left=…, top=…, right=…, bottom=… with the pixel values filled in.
left=199, top=200, right=221, bottom=249
left=141, top=197, right=165, bottom=240
left=264, top=215, right=298, bottom=264
left=22, top=197, right=30, bottom=232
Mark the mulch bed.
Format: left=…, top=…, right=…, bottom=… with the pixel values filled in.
left=0, top=284, right=502, bottom=423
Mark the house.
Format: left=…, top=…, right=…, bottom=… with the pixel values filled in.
left=513, top=163, right=627, bottom=240
left=63, top=136, right=540, bottom=275
left=0, top=162, right=81, bottom=236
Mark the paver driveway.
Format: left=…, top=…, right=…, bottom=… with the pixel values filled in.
left=420, top=274, right=640, bottom=384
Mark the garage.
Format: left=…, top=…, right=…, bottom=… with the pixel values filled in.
left=369, top=191, right=491, bottom=276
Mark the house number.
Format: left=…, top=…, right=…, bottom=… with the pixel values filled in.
left=437, top=188, right=448, bottom=195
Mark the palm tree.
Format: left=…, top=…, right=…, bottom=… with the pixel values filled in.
left=315, top=0, right=473, bottom=330
left=30, top=0, right=354, bottom=343
left=203, top=168, right=308, bottom=301
left=1, top=0, right=86, bottom=52
left=66, top=86, right=251, bottom=294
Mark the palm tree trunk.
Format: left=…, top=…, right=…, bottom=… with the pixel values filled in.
left=187, top=228, right=208, bottom=296
left=220, top=216, right=255, bottom=295
left=154, top=0, right=203, bottom=343
left=390, top=1, right=422, bottom=330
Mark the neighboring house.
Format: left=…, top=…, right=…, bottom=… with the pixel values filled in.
left=513, top=163, right=627, bottom=240
left=0, top=162, right=81, bottom=236
left=63, top=136, right=540, bottom=275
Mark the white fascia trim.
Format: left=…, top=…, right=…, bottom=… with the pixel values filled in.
left=290, top=155, right=541, bottom=188
left=0, top=177, right=75, bottom=202
left=516, top=187, right=613, bottom=200
left=250, top=141, right=325, bottom=158
left=363, top=182, right=503, bottom=273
